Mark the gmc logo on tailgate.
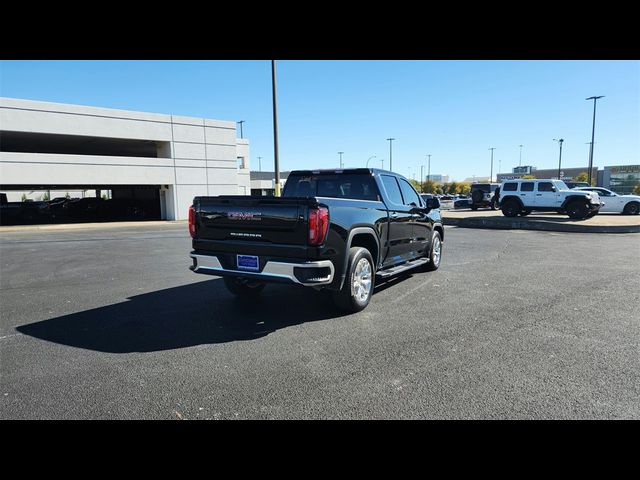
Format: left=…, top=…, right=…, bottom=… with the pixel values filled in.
left=227, top=211, right=262, bottom=220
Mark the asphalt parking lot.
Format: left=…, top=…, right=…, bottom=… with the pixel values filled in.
left=1, top=224, right=639, bottom=419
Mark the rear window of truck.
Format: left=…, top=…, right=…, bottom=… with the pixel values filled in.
left=283, top=174, right=381, bottom=201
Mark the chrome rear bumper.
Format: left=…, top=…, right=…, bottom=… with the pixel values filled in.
left=190, top=253, right=335, bottom=286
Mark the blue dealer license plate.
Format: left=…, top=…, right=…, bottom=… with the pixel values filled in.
left=237, top=254, right=259, bottom=271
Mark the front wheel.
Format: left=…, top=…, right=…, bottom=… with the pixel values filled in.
left=423, top=231, right=442, bottom=272
left=223, top=277, right=266, bottom=297
left=566, top=201, right=589, bottom=220
left=332, top=247, right=374, bottom=313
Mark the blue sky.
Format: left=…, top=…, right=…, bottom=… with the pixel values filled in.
left=1, top=60, right=638, bottom=181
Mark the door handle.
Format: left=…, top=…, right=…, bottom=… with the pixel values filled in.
left=536, top=194, right=542, bottom=196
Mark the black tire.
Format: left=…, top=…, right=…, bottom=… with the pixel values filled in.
left=471, top=190, right=484, bottom=203
left=623, top=202, right=640, bottom=215
left=332, top=247, right=374, bottom=313
left=470, top=205, right=478, bottom=211
left=566, top=200, right=589, bottom=220
left=423, top=231, right=442, bottom=272
left=520, top=209, right=532, bottom=216
left=490, top=199, right=498, bottom=210
left=501, top=199, right=521, bottom=217
left=223, top=277, right=266, bottom=297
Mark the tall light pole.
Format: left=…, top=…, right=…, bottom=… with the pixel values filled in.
left=519, top=144, right=523, bottom=167
left=271, top=61, right=281, bottom=196
left=387, top=138, right=395, bottom=171
left=427, top=154, right=431, bottom=181
left=380, top=158, right=384, bottom=170
left=338, top=151, right=344, bottom=168
left=257, top=156, right=262, bottom=172
left=553, top=138, right=564, bottom=180
left=586, top=96, right=604, bottom=186
left=237, top=120, right=245, bottom=139
left=366, top=155, right=377, bottom=168
left=489, top=147, right=496, bottom=182
left=420, top=165, right=424, bottom=190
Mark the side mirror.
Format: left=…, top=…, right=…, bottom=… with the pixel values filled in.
left=551, top=186, right=557, bottom=192
left=427, top=197, right=440, bottom=209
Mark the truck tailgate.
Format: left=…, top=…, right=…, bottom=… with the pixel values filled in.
left=194, top=196, right=312, bottom=246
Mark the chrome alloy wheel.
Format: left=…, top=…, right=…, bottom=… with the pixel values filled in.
left=432, top=235, right=441, bottom=267
left=351, top=257, right=372, bottom=303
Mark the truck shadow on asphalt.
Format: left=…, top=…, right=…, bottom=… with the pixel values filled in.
left=16, top=276, right=410, bottom=353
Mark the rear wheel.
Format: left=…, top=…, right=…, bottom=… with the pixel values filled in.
left=566, top=201, right=589, bottom=219
left=501, top=199, right=521, bottom=217
left=623, top=202, right=639, bottom=215
left=223, top=277, right=266, bottom=297
left=332, top=247, right=374, bottom=313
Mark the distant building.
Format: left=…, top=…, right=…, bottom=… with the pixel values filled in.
left=600, top=165, right=640, bottom=195
left=497, top=166, right=597, bottom=183
left=427, top=174, right=449, bottom=183
left=464, top=176, right=492, bottom=183
left=250, top=171, right=290, bottom=196
left=513, top=165, right=537, bottom=174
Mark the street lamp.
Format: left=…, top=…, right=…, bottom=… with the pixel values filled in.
left=257, top=156, right=262, bottom=172
left=338, top=151, right=344, bottom=168
left=553, top=138, right=564, bottom=180
left=586, top=96, right=604, bottom=186
left=271, top=60, right=281, bottom=196
left=426, top=154, right=431, bottom=181
left=387, top=138, right=395, bottom=171
left=489, top=147, right=496, bottom=182
left=237, top=120, right=245, bottom=139
left=366, top=155, right=377, bottom=168
left=519, top=144, right=523, bottom=167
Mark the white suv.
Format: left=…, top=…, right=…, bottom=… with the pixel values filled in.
left=498, top=179, right=603, bottom=219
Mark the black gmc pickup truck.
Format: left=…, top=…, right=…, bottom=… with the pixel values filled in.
left=189, top=168, right=443, bottom=312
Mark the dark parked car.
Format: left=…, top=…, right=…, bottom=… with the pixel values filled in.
left=0, top=194, right=50, bottom=225
left=62, top=197, right=105, bottom=220
left=189, top=168, right=444, bottom=312
left=564, top=181, right=590, bottom=189
left=100, top=198, right=147, bottom=220
left=454, top=197, right=472, bottom=208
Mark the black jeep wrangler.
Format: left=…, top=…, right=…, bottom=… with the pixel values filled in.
left=469, top=183, right=501, bottom=210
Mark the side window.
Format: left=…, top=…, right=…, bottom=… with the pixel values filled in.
left=521, top=182, right=534, bottom=192
left=399, top=179, right=421, bottom=206
left=537, top=182, right=554, bottom=192
left=503, top=183, right=517, bottom=191
left=380, top=175, right=403, bottom=205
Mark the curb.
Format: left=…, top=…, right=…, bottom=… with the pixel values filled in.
left=443, top=216, right=640, bottom=234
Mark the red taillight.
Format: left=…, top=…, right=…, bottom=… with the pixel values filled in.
left=188, top=205, right=196, bottom=238
left=308, top=207, right=329, bottom=246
